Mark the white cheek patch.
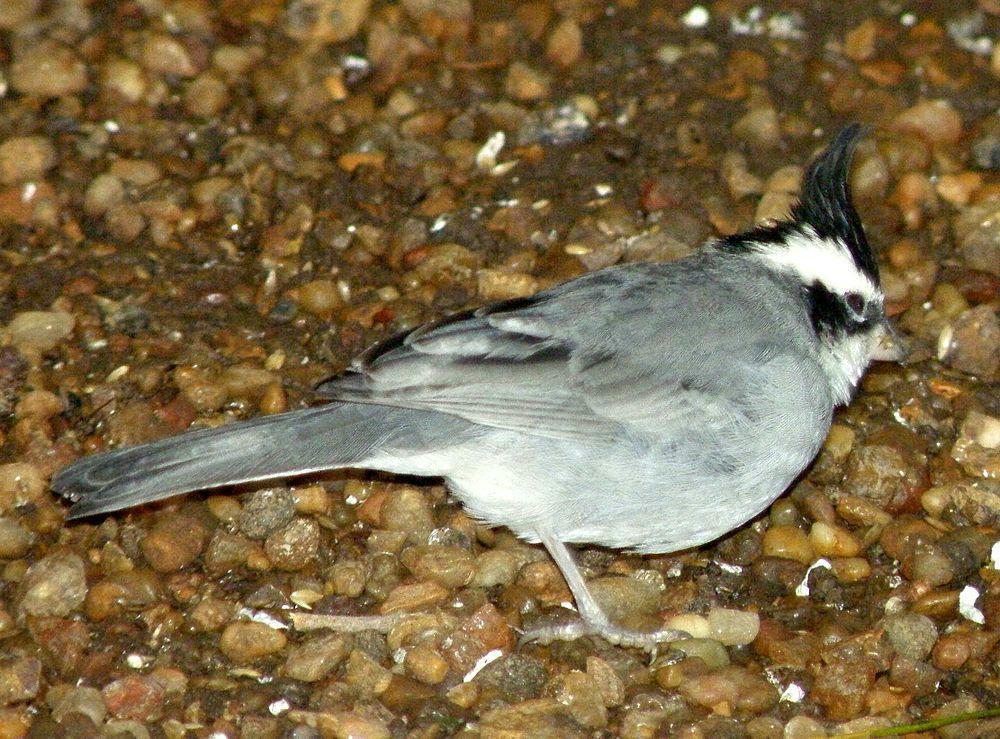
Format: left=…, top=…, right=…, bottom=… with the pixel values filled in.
left=754, top=229, right=879, bottom=301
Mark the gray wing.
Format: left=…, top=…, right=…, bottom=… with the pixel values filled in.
left=316, top=265, right=767, bottom=441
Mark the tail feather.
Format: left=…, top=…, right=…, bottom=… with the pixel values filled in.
left=53, top=403, right=408, bottom=519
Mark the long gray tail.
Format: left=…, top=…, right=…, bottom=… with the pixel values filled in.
left=52, top=402, right=438, bottom=519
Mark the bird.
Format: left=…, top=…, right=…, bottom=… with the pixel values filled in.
left=52, top=124, right=903, bottom=649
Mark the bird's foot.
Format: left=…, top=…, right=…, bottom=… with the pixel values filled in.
left=521, top=615, right=689, bottom=652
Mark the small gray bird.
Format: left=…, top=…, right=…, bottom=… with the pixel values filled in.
left=52, top=125, right=902, bottom=648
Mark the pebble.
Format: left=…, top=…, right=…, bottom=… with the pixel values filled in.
left=404, top=643, right=449, bottom=684
left=761, top=525, right=814, bottom=564
left=505, top=62, right=551, bottom=101
left=472, top=548, right=520, bottom=587
left=142, top=34, right=199, bottom=78
left=0, top=518, right=34, bottom=559
left=892, top=99, right=963, bottom=144
left=442, top=603, right=515, bottom=674
left=85, top=570, right=162, bottom=621
left=783, top=715, right=827, bottom=737
left=101, top=676, right=166, bottom=722
left=0, top=462, right=45, bottom=512
left=10, top=40, right=88, bottom=97
left=733, top=106, right=782, bottom=148
left=938, top=305, right=999, bottom=379
left=284, top=0, right=373, bottom=43
left=4, top=311, right=75, bottom=352
left=344, top=649, right=391, bottom=698
left=203, top=530, right=257, bottom=572
left=954, top=201, right=1000, bottom=277
left=882, top=612, right=938, bottom=659
left=708, top=607, right=760, bottom=646
left=380, top=486, right=435, bottom=544
left=546, top=18, right=583, bottom=68
left=809, top=522, right=862, bottom=558
left=264, top=517, right=320, bottom=570
left=140, top=511, right=210, bottom=572
left=400, top=545, right=475, bottom=588
left=298, top=279, right=342, bottom=317
left=238, top=487, right=296, bottom=539
left=284, top=633, right=351, bottom=681
left=843, top=443, right=926, bottom=512
left=16, top=552, right=87, bottom=617
left=479, top=654, right=548, bottom=702
left=669, top=638, right=731, bottom=669
left=587, top=575, right=660, bottom=622
left=219, top=621, right=288, bottom=663
left=0, top=657, right=41, bottom=705
left=379, top=580, right=448, bottom=613
left=51, top=686, right=107, bottom=726
left=548, top=670, right=608, bottom=729
left=0, top=137, right=56, bottom=185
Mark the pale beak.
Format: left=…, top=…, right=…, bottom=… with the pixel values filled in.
left=871, top=320, right=908, bottom=363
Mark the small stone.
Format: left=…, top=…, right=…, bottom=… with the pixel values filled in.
left=707, top=607, right=760, bottom=646
left=670, top=638, right=731, bottom=669
left=954, top=201, right=1000, bottom=277
left=783, top=715, right=827, bottom=737
left=378, top=580, right=449, bottom=614
left=17, top=552, right=87, bottom=617
left=939, top=306, right=999, bottom=379
left=140, top=511, right=210, bottom=572
left=10, top=40, right=88, bottom=97
left=545, top=18, right=583, bottom=68
left=142, top=34, right=199, bottom=77
left=733, top=106, right=782, bottom=148
left=442, top=603, right=515, bottom=674
left=0, top=463, right=44, bottom=512
left=284, top=633, right=351, bottom=681
left=586, top=656, right=625, bottom=707
left=587, top=575, right=660, bottom=622
left=283, top=0, right=373, bottom=43
left=472, top=549, right=520, bottom=587
left=505, top=62, right=551, bottom=101
left=809, top=522, right=862, bottom=558
left=404, top=644, right=449, bottom=684
left=0, top=658, right=41, bottom=706
left=298, top=279, right=342, bottom=317
left=0, top=137, right=57, bottom=185
left=380, top=486, right=434, bottom=543
left=761, top=525, right=814, bottom=564
left=219, top=622, right=288, bottom=663
left=4, top=311, right=75, bottom=352
left=0, top=519, right=33, bottom=559
left=883, top=612, right=938, bottom=659
left=344, top=649, right=391, bottom=698
left=843, top=18, right=878, bottom=61
left=238, top=487, right=296, bottom=539
left=547, top=670, right=607, bottom=729
left=101, top=676, right=166, bottom=722
left=477, top=268, right=540, bottom=301
left=203, top=530, right=257, bottom=573
left=264, top=517, right=320, bottom=570
left=400, top=545, right=475, bottom=588
left=51, top=686, right=107, bottom=726
left=101, top=58, right=147, bottom=102
left=186, top=596, right=237, bottom=632
left=183, top=73, right=228, bottom=117
left=892, top=100, right=963, bottom=145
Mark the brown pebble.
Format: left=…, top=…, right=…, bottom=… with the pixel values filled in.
left=761, top=525, right=814, bottom=563
left=140, top=511, right=210, bottom=572
left=264, top=517, right=319, bottom=571
left=219, top=622, right=287, bottom=663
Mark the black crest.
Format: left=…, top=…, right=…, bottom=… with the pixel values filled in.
left=792, top=124, right=878, bottom=283
left=718, top=124, right=879, bottom=285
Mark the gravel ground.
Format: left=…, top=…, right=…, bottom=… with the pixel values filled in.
left=1, top=0, right=999, bottom=737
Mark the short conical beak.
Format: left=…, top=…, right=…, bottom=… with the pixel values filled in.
left=871, top=320, right=907, bottom=363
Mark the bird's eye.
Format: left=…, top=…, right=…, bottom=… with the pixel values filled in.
left=845, top=292, right=865, bottom=317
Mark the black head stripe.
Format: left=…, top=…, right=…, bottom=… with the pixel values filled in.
left=803, top=280, right=874, bottom=339
left=792, top=124, right=879, bottom=285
